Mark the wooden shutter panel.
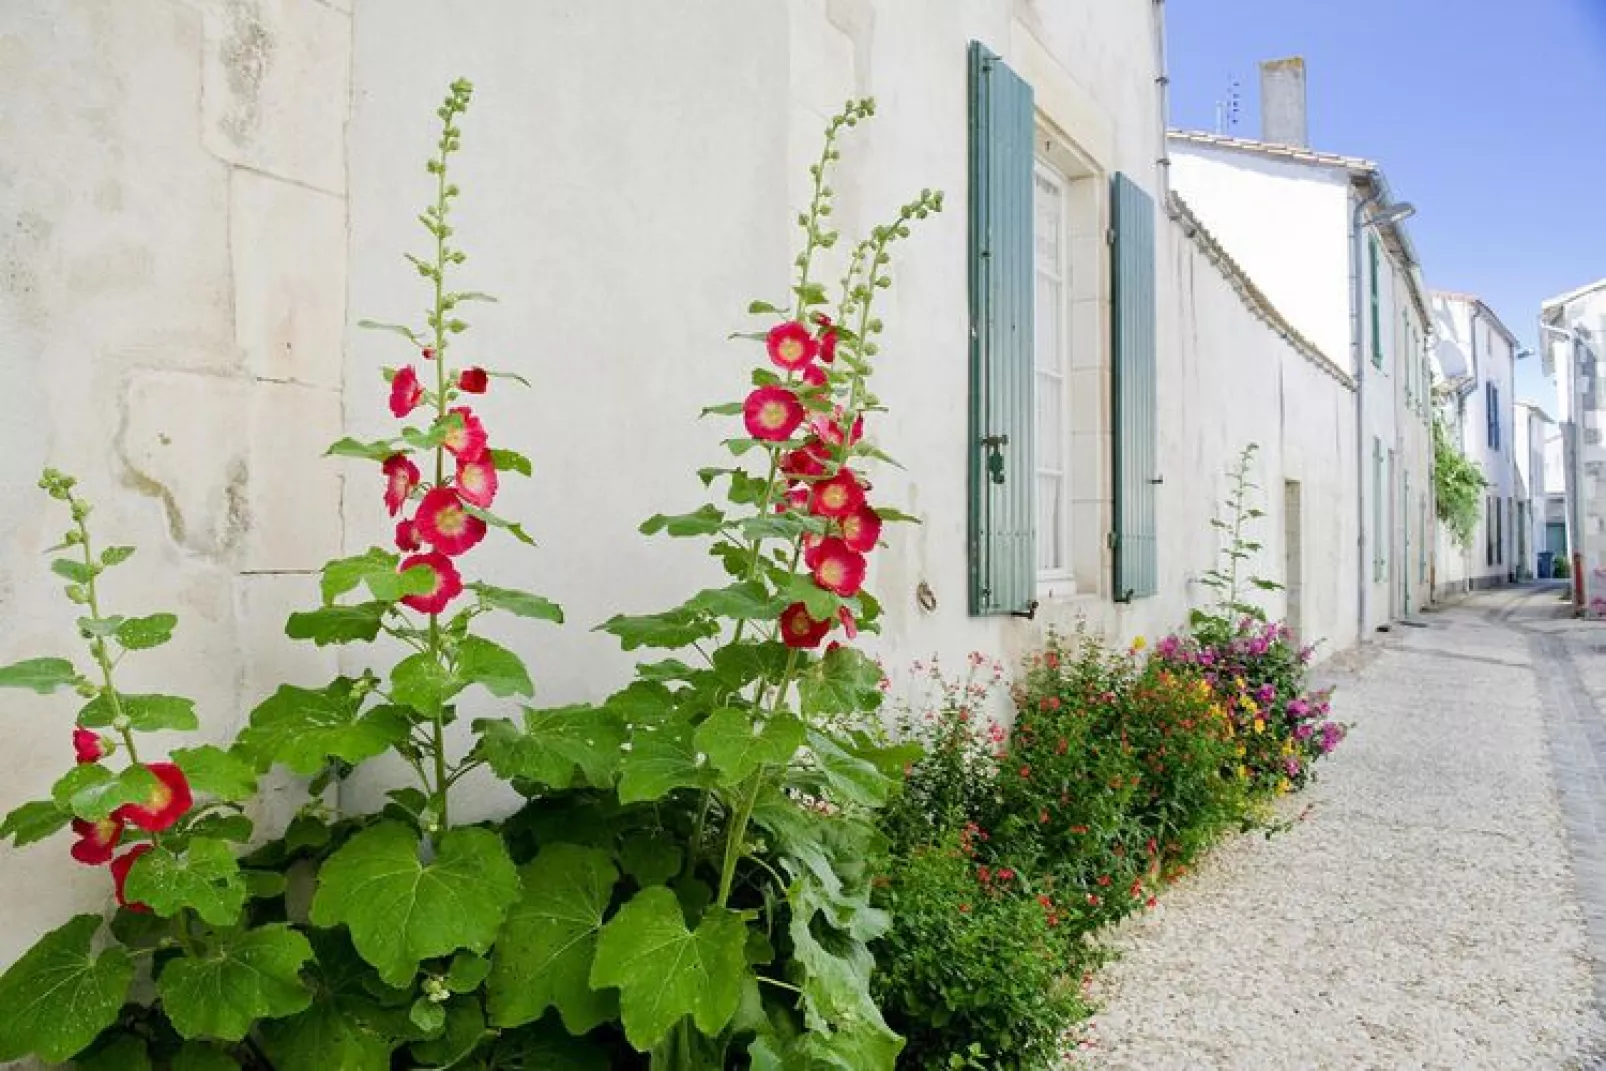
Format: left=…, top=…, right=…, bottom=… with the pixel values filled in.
left=1369, top=236, right=1382, bottom=367
left=1111, top=172, right=1158, bottom=601
left=967, top=42, right=1036, bottom=617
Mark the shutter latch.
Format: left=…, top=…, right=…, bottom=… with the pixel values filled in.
left=981, top=434, right=1009, bottom=484
left=1012, top=599, right=1039, bottom=621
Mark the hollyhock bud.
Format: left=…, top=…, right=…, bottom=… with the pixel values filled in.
left=390, top=366, right=424, bottom=418
left=441, top=406, right=489, bottom=462
left=110, top=844, right=154, bottom=913
left=836, top=606, right=858, bottom=639
left=455, top=456, right=499, bottom=509
left=810, top=407, right=863, bottom=447
left=73, top=726, right=106, bottom=765
left=382, top=454, right=421, bottom=516
left=416, top=486, right=487, bottom=556
left=69, top=816, right=123, bottom=866
left=421, top=347, right=436, bottom=361
left=113, top=763, right=193, bottom=833
left=395, top=518, right=422, bottom=552
left=399, top=551, right=464, bottom=614
left=800, top=363, right=828, bottom=388
left=809, top=470, right=865, bottom=519
left=458, top=367, right=489, bottom=393
left=779, top=602, right=831, bottom=649
left=809, top=538, right=866, bottom=597
left=819, top=325, right=838, bottom=363
left=765, top=321, right=819, bottom=371
left=743, top=386, right=805, bottom=442
left=838, top=505, right=882, bottom=553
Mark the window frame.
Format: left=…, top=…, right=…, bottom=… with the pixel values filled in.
left=1031, top=158, right=1074, bottom=591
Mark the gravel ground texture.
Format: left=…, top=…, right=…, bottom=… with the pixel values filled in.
left=1071, top=586, right=1606, bottom=1070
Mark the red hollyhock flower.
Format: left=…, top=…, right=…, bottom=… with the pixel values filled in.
left=779, top=602, right=831, bottom=649
left=810, top=538, right=866, bottom=597
left=110, top=844, right=153, bottom=913
left=113, top=763, right=193, bottom=833
left=837, top=606, right=859, bottom=639
left=416, top=486, right=487, bottom=556
left=812, top=314, right=839, bottom=364
left=442, top=407, right=489, bottom=462
left=781, top=441, right=830, bottom=481
left=421, top=347, right=436, bottom=361
left=390, top=366, right=424, bottom=418
left=69, top=816, right=123, bottom=866
left=395, top=518, right=421, bottom=552
left=382, top=454, right=421, bottom=517
left=455, top=456, right=499, bottom=509
left=800, top=363, right=828, bottom=388
left=810, top=407, right=863, bottom=447
left=838, top=505, right=882, bottom=553
left=458, top=367, right=489, bottom=393
left=775, top=485, right=809, bottom=514
left=73, top=727, right=105, bottom=765
left=766, top=321, right=819, bottom=371
left=810, top=470, right=865, bottom=518
left=399, top=551, right=464, bottom=614
left=743, top=387, right=804, bottom=442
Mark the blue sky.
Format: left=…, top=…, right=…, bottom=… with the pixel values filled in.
left=1165, top=0, right=1606, bottom=409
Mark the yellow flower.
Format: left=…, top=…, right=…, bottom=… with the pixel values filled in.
left=1252, top=718, right=1266, bottom=734
left=1235, top=743, right=1247, bottom=757
left=1132, top=635, right=1147, bottom=651
left=1237, top=764, right=1249, bottom=781
left=1277, top=777, right=1292, bottom=795
left=1233, top=676, right=1247, bottom=692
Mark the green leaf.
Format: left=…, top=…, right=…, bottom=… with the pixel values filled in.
left=409, top=998, right=485, bottom=1068
left=596, top=607, right=719, bottom=652
left=78, top=1035, right=152, bottom=1071
left=0, top=657, right=81, bottom=694
left=487, top=369, right=533, bottom=387
left=77, top=691, right=198, bottom=731
left=391, top=653, right=461, bottom=718
left=357, top=318, right=423, bottom=343
left=172, top=1042, right=242, bottom=1071
left=51, top=557, right=95, bottom=583
left=237, top=680, right=409, bottom=775
left=488, top=447, right=533, bottom=476
left=799, top=646, right=884, bottom=717
left=326, top=436, right=400, bottom=462
left=487, top=843, right=619, bottom=1033
left=52, top=763, right=160, bottom=822
left=158, top=924, right=314, bottom=1041
left=590, top=886, right=748, bottom=1051
left=243, top=870, right=288, bottom=899
left=0, top=799, right=69, bottom=847
left=639, top=504, right=725, bottom=537
left=461, top=503, right=536, bottom=545
left=748, top=299, right=785, bottom=315
left=795, top=281, right=830, bottom=306
left=258, top=931, right=397, bottom=1071
left=286, top=603, right=388, bottom=646
left=701, top=400, right=745, bottom=417
left=190, top=813, right=254, bottom=843
left=455, top=635, right=534, bottom=698
left=77, top=615, right=127, bottom=638
left=114, top=613, right=177, bottom=651
left=619, top=835, right=683, bottom=886
left=694, top=707, right=805, bottom=785
left=409, top=997, right=446, bottom=1035
left=100, top=545, right=137, bottom=567
left=171, top=745, right=258, bottom=802
left=805, top=729, right=894, bottom=807
left=474, top=705, right=624, bottom=790
left=616, top=717, right=715, bottom=804
left=444, top=951, right=490, bottom=994
left=485, top=1024, right=611, bottom=1071
left=468, top=582, right=563, bottom=623
left=321, top=548, right=434, bottom=604
left=124, top=838, right=247, bottom=926
left=310, top=822, right=520, bottom=987
left=710, top=641, right=792, bottom=692
left=0, top=915, right=133, bottom=1062
left=688, top=580, right=786, bottom=621
left=873, top=506, right=920, bottom=524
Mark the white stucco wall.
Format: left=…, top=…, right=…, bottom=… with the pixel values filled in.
left=1544, top=288, right=1606, bottom=612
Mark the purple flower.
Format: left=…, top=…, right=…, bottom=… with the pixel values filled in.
left=1286, top=698, right=1310, bottom=719
left=1256, top=683, right=1276, bottom=704
left=1283, top=757, right=1301, bottom=777
left=1318, top=721, right=1344, bottom=754
left=1293, top=722, right=1315, bottom=741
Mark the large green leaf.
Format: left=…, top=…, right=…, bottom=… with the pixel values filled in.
left=114, top=613, right=177, bottom=651
left=485, top=1022, right=612, bottom=1071
left=786, top=885, right=901, bottom=1067
left=76, top=692, right=198, bottom=732
left=0, top=915, right=133, bottom=1062
left=487, top=843, right=619, bottom=1033
left=595, top=607, right=719, bottom=652
left=407, top=997, right=484, bottom=1067
left=799, top=646, right=884, bottom=717
left=0, top=799, right=70, bottom=847
left=687, top=580, right=786, bottom=621
left=694, top=707, right=805, bottom=785
left=590, top=886, right=748, bottom=1051
left=710, top=641, right=792, bottom=692
left=320, top=548, right=435, bottom=604
left=390, top=653, right=461, bottom=718
left=237, top=680, right=409, bottom=775
left=455, top=635, right=534, bottom=698
left=171, top=745, right=259, bottom=802
left=805, top=729, right=894, bottom=807
left=285, top=603, right=388, bottom=646
left=51, top=763, right=160, bottom=821
left=639, top=504, right=725, bottom=537
left=0, top=657, right=81, bottom=694
left=171, top=1043, right=242, bottom=1071
left=123, top=838, right=247, bottom=926
left=474, top=706, right=623, bottom=791
left=258, top=930, right=398, bottom=1071
left=310, top=822, right=520, bottom=986
left=158, top=924, right=313, bottom=1040
left=468, top=582, right=563, bottom=623
left=615, top=716, right=715, bottom=805
left=77, top=1035, right=152, bottom=1071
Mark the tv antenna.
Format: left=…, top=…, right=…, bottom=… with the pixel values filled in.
left=1214, top=77, right=1242, bottom=134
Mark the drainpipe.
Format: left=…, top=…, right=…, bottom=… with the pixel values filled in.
left=1151, top=0, right=1174, bottom=213
left=1469, top=303, right=1481, bottom=589
left=1350, top=190, right=1379, bottom=644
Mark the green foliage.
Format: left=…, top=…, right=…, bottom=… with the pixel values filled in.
left=1196, top=442, right=1281, bottom=625
left=1434, top=415, right=1487, bottom=547
left=156, top=925, right=314, bottom=1040
left=0, top=915, right=132, bottom=1062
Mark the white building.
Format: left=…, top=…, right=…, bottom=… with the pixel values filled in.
left=1542, top=278, right=1606, bottom=613
left=1167, top=60, right=1436, bottom=633
left=1514, top=402, right=1555, bottom=580
left=0, top=1, right=1371, bottom=961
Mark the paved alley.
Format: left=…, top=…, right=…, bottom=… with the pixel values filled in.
left=1076, top=585, right=1606, bottom=1070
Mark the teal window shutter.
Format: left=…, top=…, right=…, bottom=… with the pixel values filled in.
left=967, top=42, right=1036, bottom=616
left=1369, top=236, right=1383, bottom=368
left=1372, top=437, right=1384, bottom=581
left=1111, top=172, right=1158, bottom=601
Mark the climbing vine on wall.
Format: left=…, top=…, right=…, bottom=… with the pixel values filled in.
left=1433, top=416, right=1486, bottom=547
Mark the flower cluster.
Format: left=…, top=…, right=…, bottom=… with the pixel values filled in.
left=68, top=745, right=192, bottom=911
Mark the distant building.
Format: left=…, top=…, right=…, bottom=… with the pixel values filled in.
left=1515, top=402, right=1556, bottom=579
left=1541, top=278, right=1606, bottom=613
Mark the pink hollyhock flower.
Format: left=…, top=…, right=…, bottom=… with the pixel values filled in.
left=456, top=456, right=499, bottom=509
left=113, top=763, right=193, bottom=833
left=399, top=551, right=464, bottom=614
left=390, top=366, right=424, bottom=417
left=416, top=486, right=487, bottom=556
left=838, top=505, right=882, bottom=553
left=458, top=367, right=489, bottom=393
left=442, top=407, right=489, bottom=462
left=837, top=605, right=858, bottom=639
left=743, top=386, right=804, bottom=442
left=810, top=469, right=865, bottom=519
left=766, top=321, right=819, bottom=371
left=69, top=816, right=123, bottom=866
left=395, top=518, right=422, bottom=552
left=809, top=537, right=866, bottom=597
left=810, top=407, right=864, bottom=447
left=779, top=602, right=831, bottom=649
left=382, top=454, right=421, bottom=517
left=110, top=844, right=153, bottom=913
left=73, top=727, right=105, bottom=765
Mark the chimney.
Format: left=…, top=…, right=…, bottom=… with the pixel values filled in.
left=1259, top=57, right=1308, bottom=147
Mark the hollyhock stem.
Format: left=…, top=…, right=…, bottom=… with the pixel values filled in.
left=67, top=496, right=139, bottom=765
left=717, top=648, right=800, bottom=907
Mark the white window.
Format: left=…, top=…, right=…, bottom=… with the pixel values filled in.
left=1033, top=160, right=1070, bottom=580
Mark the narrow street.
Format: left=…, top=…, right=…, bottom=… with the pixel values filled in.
left=1076, top=585, right=1606, bottom=1069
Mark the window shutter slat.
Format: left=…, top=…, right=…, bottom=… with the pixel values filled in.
left=967, top=42, right=1036, bottom=616
left=1111, top=172, right=1158, bottom=601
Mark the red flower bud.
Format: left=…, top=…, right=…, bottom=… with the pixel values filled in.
left=395, top=518, right=422, bottom=552
left=73, top=727, right=105, bottom=765
left=421, top=347, right=436, bottom=361
left=389, top=366, right=424, bottom=418
left=458, top=367, right=489, bottom=393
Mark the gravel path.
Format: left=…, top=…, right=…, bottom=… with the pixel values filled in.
left=1072, top=586, right=1606, bottom=1070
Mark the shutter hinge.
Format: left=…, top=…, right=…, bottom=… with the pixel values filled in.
left=1011, top=599, right=1040, bottom=621
left=1106, top=227, right=1117, bottom=246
